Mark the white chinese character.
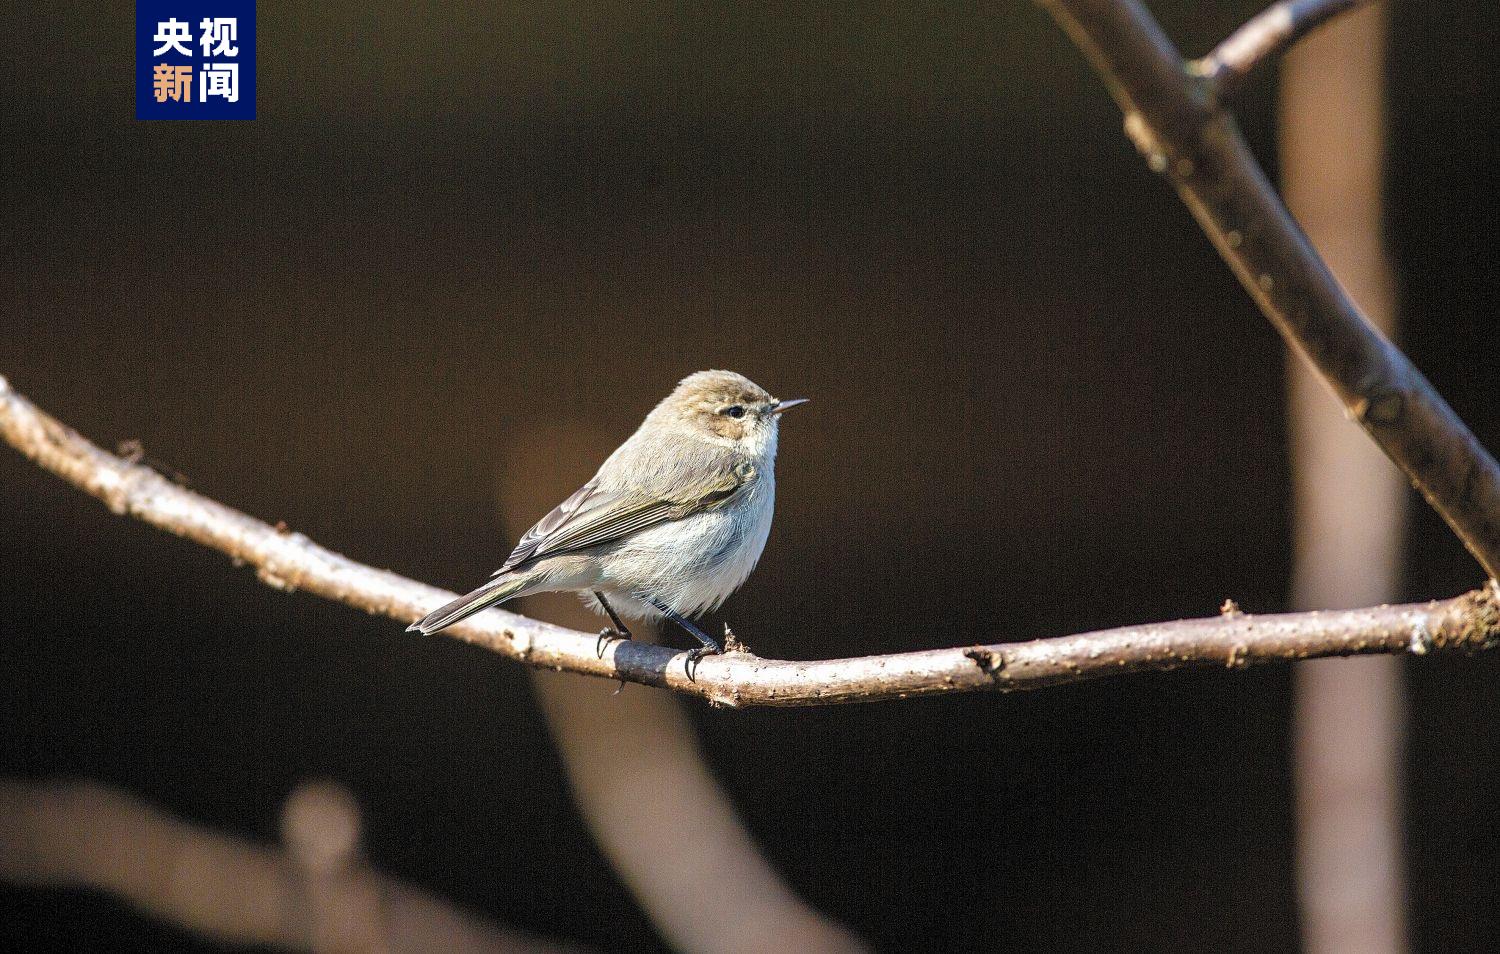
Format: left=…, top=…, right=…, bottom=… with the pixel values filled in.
left=152, top=18, right=193, bottom=56
left=200, top=63, right=240, bottom=103
left=198, top=17, right=239, bottom=57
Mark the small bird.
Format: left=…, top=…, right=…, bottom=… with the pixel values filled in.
left=409, top=370, right=806, bottom=668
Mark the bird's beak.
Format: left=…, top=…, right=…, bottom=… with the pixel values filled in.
left=771, top=398, right=809, bottom=415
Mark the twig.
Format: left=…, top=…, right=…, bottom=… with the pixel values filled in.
left=1037, top=0, right=1500, bottom=584
left=1191, top=0, right=1371, bottom=99
left=4, top=375, right=1498, bottom=707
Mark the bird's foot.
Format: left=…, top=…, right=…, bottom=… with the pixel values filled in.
left=596, top=627, right=628, bottom=659
left=683, top=644, right=721, bottom=682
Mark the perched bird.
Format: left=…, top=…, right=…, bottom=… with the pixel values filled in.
left=409, top=370, right=806, bottom=667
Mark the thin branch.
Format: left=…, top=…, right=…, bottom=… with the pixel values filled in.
left=4, top=375, right=1499, bottom=707
left=1037, top=0, right=1500, bottom=583
left=1191, top=0, right=1372, bottom=99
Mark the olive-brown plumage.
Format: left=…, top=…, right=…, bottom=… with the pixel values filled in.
left=410, top=371, right=806, bottom=663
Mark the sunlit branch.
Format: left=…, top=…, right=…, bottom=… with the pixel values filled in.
left=4, top=375, right=1497, bottom=708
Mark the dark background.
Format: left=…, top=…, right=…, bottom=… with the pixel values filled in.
left=3, top=1, right=1498, bottom=950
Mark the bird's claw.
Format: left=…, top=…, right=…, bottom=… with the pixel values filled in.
left=684, top=645, right=721, bottom=682
left=596, top=627, right=626, bottom=659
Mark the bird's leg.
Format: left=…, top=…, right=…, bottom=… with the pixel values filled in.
left=595, top=591, right=633, bottom=637
left=593, top=591, right=632, bottom=658
left=655, top=602, right=721, bottom=654
left=645, top=596, right=721, bottom=680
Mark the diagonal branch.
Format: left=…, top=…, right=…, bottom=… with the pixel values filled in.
left=1037, top=0, right=1500, bottom=583
left=1190, top=0, right=1373, bottom=99
left=4, top=374, right=1498, bottom=707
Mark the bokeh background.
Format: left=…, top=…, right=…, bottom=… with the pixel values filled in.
left=3, top=1, right=1499, bottom=950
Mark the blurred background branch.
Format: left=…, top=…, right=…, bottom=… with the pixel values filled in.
left=0, top=778, right=571, bottom=953
left=1282, top=3, right=1408, bottom=952
left=533, top=666, right=866, bottom=954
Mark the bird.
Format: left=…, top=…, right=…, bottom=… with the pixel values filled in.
left=408, top=370, right=807, bottom=669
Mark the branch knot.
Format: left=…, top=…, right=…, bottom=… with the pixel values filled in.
left=964, top=647, right=1006, bottom=681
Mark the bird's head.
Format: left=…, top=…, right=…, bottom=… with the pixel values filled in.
left=653, top=369, right=807, bottom=456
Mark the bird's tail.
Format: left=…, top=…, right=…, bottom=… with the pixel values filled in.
left=408, top=574, right=534, bottom=635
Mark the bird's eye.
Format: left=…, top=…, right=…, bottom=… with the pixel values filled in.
left=723, top=405, right=746, bottom=419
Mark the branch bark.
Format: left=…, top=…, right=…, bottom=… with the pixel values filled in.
left=1191, top=0, right=1372, bottom=99
left=1038, top=0, right=1500, bottom=583
left=4, top=375, right=1498, bottom=707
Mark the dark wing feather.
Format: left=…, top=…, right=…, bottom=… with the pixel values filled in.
left=494, top=479, right=601, bottom=573
left=494, top=467, right=749, bottom=575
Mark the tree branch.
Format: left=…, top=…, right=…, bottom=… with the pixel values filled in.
left=4, top=375, right=1499, bottom=707
left=1037, top=0, right=1500, bottom=584
left=1190, top=0, right=1372, bottom=99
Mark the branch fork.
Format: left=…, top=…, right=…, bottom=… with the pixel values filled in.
left=1039, top=0, right=1500, bottom=583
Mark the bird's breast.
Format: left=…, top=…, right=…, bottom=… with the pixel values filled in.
left=601, top=475, right=775, bottom=617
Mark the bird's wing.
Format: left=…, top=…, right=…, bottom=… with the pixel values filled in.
left=494, top=466, right=750, bottom=574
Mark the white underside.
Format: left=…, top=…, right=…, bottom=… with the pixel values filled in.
left=518, top=476, right=775, bottom=621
